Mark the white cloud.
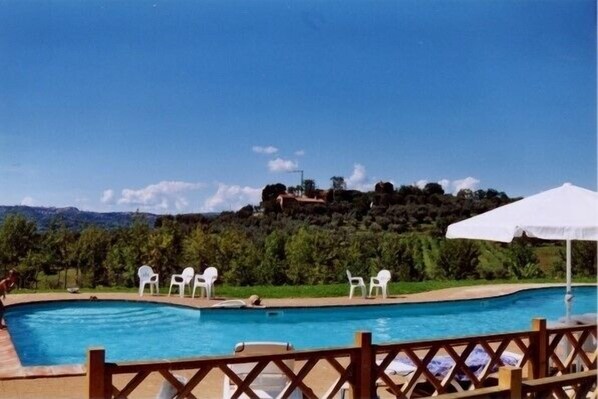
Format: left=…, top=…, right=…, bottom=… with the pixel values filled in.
left=415, top=180, right=428, bottom=189
left=295, top=149, right=305, bottom=156
left=268, top=158, right=298, bottom=172
left=252, top=145, right=278, bottom=154
left=452, top=176, right=480, bottom=193
left=20, top=196, right=35, bottom=206
left=438, top=179, right=451, bottom=193
left=101, top=189, right=115, bottom=204
left=414, top=177, right=480, bottom=194
left=117, top=180, right=204, bottom=212
left=201, top=183, right=261, bottom=212
left=346, top=164, right=374, bottom=191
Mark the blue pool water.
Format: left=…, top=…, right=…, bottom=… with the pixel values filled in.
left=5, top=286, right=597, bottom=366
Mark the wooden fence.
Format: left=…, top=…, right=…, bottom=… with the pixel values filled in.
left=87, top=318, right=597, bottom=399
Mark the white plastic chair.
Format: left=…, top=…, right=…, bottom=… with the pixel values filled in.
left=346, top=270, right=366, bottom=299
left=369, top=269, right=391, bottom=299
left=168, top=267, right=195, bottom=298
left=222, top=342, right=302, bottom=399
left=138, top=265, right=159, bottom=296
left=192, top=267, right=218, bottom=299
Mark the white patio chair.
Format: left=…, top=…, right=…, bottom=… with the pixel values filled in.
left=369, top=269, right=391, bottom=299
left=192, top=266, right=218, bottom=299
left=168, top=267, right=195, bottom=298
left=138, top=265, right=159, bottom=296
left=346, top=270, right=366, bottom=299
left=222, top=342, right=302, bottom=399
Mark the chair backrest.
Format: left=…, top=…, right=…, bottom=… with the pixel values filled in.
left=138, top=265, right=154, bottom=281
left=181, top=267, right=195, bottom=283
left=203, top=266, right=218, bottom=282
left=346, top=270, right=352, bottom=280
left=233, top=342, right=294, bottom=375
left=377, top=269, right=391, bottom=283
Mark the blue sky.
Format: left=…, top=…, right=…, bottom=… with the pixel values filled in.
left=0, top=0, right=595, bottom=214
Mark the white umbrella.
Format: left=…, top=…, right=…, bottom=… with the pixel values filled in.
left=446, top=183, right=598, bottom=320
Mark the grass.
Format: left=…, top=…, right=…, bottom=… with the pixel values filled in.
left=14, top=277, right=596, bottom=298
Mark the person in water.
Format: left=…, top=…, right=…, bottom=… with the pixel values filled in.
left=0, top=269, right=19, bottom=329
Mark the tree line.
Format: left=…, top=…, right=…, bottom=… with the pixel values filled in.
left=0, top=182, right=595, bottom=289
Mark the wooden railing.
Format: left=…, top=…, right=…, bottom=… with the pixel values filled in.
left=87, top=318, right=597, bottom=399
left=432, top=368, right=597, bottom=399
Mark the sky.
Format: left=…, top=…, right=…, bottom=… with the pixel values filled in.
left=0, top=0, right=596, bottom=214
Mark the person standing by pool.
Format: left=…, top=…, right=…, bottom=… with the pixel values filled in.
left=0, top=269, right=19, bottom=329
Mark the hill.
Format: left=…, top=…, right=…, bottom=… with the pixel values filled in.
left=0, top=206, right=159, bottom=231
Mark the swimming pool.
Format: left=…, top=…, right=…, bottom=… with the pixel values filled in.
left=6, top=286, right=597, bottom=366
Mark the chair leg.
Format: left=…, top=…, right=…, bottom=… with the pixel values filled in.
left=349, top=286, right=354, bottom=299
left=179, top=284, right=184, bottom=298
left=168, top=285, right=172, bottom=297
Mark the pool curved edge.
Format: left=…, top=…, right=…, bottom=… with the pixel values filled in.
left=4, top=283, right=596, bottom=313
left=1, top=284, right=595, bottom=376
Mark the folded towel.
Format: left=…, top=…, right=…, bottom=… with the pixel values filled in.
left=381, top=359, right=417, bottom=375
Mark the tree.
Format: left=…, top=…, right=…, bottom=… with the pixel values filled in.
left=379, top=233, right=424, bottom=281
left=104, top=216, right=152, bottom=286
left=182, top=227, right=218, bottom=271
left=330, top=176, right=346, bottom=202
left=261, top=183, right=287, bottom=214
left=504, top=240, right=542, bottom=279
left=330, top=176, right=346, bottom=191
left=285, top=227, right=316, bottom=284
left=73, top=226, right=110, bottom=287
left=423, top=183, right=444, bottom=196
left=397, top=185, right=422, bottom=196
left=303, top=179, right=317, bottom=198
left=456, top=189, right=474, bottom=200
left=436, top=239, right=480, bottom=280
left=104, top=239, right=138, bottom=287
left=551, top=241, right=597, bottom=278
left=146, top=219, right=183, bottom=279
left=43, top=220, right=76, bottom=288
left=0, top=214, right=38, bottom=278
left=258, top=230, right=289, bottom=284
left=216, top=228, right=259, bottom=285
left=375, top=181, right=394, bottom=194
left=261, top=183, right=287, bottom=202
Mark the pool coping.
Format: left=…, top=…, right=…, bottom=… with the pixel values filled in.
left=1, top=283, right=595, bottom=380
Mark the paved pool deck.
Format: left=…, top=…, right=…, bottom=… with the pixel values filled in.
left=0, top=283, right=593, bottom=398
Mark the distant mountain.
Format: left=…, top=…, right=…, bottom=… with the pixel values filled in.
left=0, top=206, right=159, bottom=231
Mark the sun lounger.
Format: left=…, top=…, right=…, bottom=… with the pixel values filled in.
left=340, top=346, right=521, bottom=398
left=558, top=313, right=597, bottom=325
left=222, top=342, right=302, bottom=399
left=385, top=346, right=521, bottom=382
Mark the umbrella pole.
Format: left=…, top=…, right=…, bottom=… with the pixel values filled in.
left=565, top=240, right=573, bottom=322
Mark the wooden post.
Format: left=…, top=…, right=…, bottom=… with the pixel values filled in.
left=354, top=331, right=374, bottom=399
left=87, top=348, right=107, bottom=399
left=498, top=366, right=522, bottom=399
left=531, top=318, right=548, bottom=378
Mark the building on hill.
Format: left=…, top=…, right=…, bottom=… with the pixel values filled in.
left=276, top=194, right=326, bottom=210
